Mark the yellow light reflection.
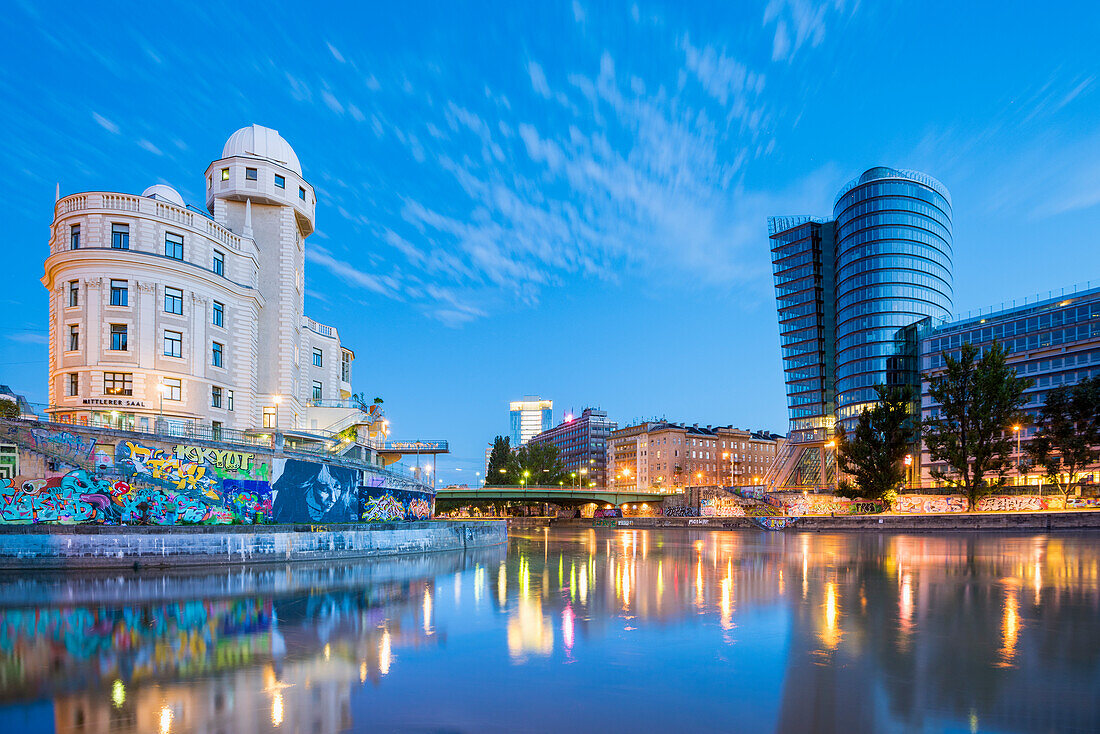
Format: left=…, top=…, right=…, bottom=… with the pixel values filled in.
left=159, top=705, right=173, bottom=734
left=455, top=572, right=462, bottom=605
left=271, top=691, right=284, bottom=727
left=111, top=679, right=125, bottom=709
left=497, top=562, right=507, bottom=606
left=695, top=558, right=704, bottom=608
left=423, top=587, right=433, bottom=635
left=720, top=575, right=732, bottom=631
left=324, top=643, right=330, bottom=660
left=379, top=628, right=392, bottom=675
left=820, top=581, right=840, bottom=650
left=359, top=661, right=367, bottom=684
left=579, top=563, right=588, bottom=604
left=999, top=586, right=1020, bottom=667
left=899, top=572, right=913, bottom=643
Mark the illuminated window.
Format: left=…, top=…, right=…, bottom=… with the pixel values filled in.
left=262, top=407, right=276, bottom=428
left=221, top=167, right=230, bottom=181
left=103, top=372, right=132, bottom=396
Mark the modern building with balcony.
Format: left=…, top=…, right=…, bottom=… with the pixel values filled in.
left=528, top=407, right=617, bottom=487
left=767, top=167, right=953, bottom=490
left=42, top=124, right=378, bottom=444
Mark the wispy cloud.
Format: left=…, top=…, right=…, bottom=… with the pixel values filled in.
left=763, top=0, right=849, bottom=62
left=7, top=333, right=47, bottom=345
left=137, top=139, right=162, bottom=155
left=92, top=112, right=118, bottom=134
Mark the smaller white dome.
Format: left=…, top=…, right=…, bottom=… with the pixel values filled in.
left=222, top=124, right=302, bottom=176
left=141, top=184, right=185, bottom=207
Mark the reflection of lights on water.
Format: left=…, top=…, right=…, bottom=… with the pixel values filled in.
left=497, top=562, right=507, bottom=606
left=271, top=691, right=284, bottom=727
left=820, top=581, right=840, bottom=650
left=324, top=643, right=331, bottom=660
left=622, top=561, right=631, bottom=610
left=159, top=705, right=173, bottom=734
left=360, top=661, right=367, bottom=684
left=111, top=679, right=125, bottom=709
left=778, top=568, right=784, bottom=596
left=475, top=565, right=484, bottom=605
left=379, top=628, right=392, bottom=675
left=657, top=560, right=664, bottom=599
left=424, top=587, right=433, bottom=634
left=899, top=573, right=913, bottom=641
left=1033, top=560, right=1043, bottom=606
left=570, top=563, right=577, bottom=602
left=969, top=709, right=979, bottom=733
left=720, top=575, right=732, bottom=631
left=507, top=597, right=554, bottom=659
left=455, top=571, right=462, bottom=605
left=562, top=604, right=575, bottom=651
left=694, top=559, right=705, bottom=608
left=1000, top=586, right=1020, bottom=666
left=579, top=563, right=588, bottom=604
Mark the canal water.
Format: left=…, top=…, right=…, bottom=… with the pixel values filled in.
left=0, top=528, right=1097, bottom=733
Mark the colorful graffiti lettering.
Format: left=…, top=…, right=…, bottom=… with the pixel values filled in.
left=116, top=441, right=218, bottom=496
left=27, top=427, right=96, bottom=462
left=781, top=495, right=887, bottom=516
left=174, top=445, right=255, bottom=471
left=362, top=493, right=406, bottom=522
left=663, top=506, right=698, bottom=517
left=975, top=495, right=1047, bottom=512
left=406, top=498, right=432, bottom=519
left=893, top=495, right=968, bottom=513
left=751, top=515, right=799, bottom=530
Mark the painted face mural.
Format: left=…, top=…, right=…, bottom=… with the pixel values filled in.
left=271, top=459, right=359, bottom=523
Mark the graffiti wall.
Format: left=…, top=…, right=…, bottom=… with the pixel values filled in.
left=0, top=423, right=436, bottom=526
left=779, top=495, right=887, bottom=516
left=974, top=495, right=1048, bottom=512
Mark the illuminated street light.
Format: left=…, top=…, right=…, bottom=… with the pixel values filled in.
left=1013, top=425, right=1022, bottom=484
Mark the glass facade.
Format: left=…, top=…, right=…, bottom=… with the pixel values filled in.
left=509, top=398, right=554, bottom=446
left=832, top=168, right=953, bottom=429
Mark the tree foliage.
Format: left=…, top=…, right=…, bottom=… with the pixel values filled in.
left=835, top=385, right=917, bottom=500
left=0, top=399, right=18, bottom=420
left=1026, top=376, right=1100, bottom=498
left=484, top=436, right=514, bottom=486
left=513, top=442, right=569, bottom=486
left=922, top=341, right=1033, bottom=507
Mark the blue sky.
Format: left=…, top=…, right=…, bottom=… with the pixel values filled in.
left=2, top=1, right=1099, bottom=485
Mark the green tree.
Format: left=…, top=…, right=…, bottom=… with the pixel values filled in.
left=835, top=385, right=917, bottom=501
left=0, top=399, right=18, bottom=420
left=923, top=341, right=1033, bottom=507
left=484, top=436, right=515, bottom=485
left=1026, top=376, right=1100, bottom=499
left=513, top=442, right=568, bottom=486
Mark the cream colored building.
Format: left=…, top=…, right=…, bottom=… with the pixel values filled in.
left=43, top=125, right=372, bottom=438
left=607, top=421, right=782, bottom=491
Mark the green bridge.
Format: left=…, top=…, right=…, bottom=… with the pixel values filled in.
left=434, top=485, right=673, bottom=508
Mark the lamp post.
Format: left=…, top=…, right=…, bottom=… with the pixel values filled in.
left=1013, top=425, right=1021, bottom=486
left=157, top=382, right=167, bottom=432
left=571, top=471, right=577, bottom=488
left=904, top=453, right=913, bottom=491
left=273, top=394, right=282, bottom=431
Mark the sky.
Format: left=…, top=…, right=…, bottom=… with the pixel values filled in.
left=1, top=1, right=1099, bottom=486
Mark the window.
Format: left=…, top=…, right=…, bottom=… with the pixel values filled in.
left=227, top=390, right=234, bottom=411
left=70, top=224, right=80, bottom=249
left=212, top=301, right=224, bottom=327
left=221, top=168, right=229, bottom=181
left=103, top=372, right=133, bottom=396
left=312, top=380, right=323, bottom=401
left=212, top=420, right=223, bottom=440
left=298, top=186, right=306, bottom=200
left=110, top=279, right=128, bottom=307
left=164, top=287, right=183, bottom=315
left=66, top=373, right=78, bottom=397
left=274, top=174, right=285, bottom=189
left=163, top=377, right=181, bottom=401
left=68, top=325, right=79, bottom=351
left=212, top=341, right=223, bottom=367
left=109, top=324, right=127, bottom=351
left=68, top=280, right=79, bottom=307
left=312, top=347, right=323, bottom=367
left=245, top=168, right=258, bottom=181
left=211, top=386, right=223, bottom=408
left=262, top=407, right=276, bottom=428
left=341, top=351, right=351, bottom=382
left=111, top=223, right=129, bottom=249
left=164, top=330, right=183, bottom=358
left=165, top=232, right=184, bottom=260
left=213, top=250, right=224, bottom=276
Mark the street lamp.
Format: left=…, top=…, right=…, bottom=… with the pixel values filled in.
left=570, top=471, right=577, bottom=488
left=1013, top=425, right=1021, bottom=485
left=157, top=382, right=167, bottom=430
left=273, top=394, right=282, bottom=431
left=904, top=454, right=913, bottom=491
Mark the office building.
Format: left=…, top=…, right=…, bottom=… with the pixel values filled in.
left=767, top=167, right=953, bottom=489
left=528, top=407, right=617, bottom=486
left=509, top=396, right=552, bottom=445
left=921, top=284, right=1100, bottom=486
left=42, top=124, right=374, bottom=438
left=607, top=421, right=781, bottom=491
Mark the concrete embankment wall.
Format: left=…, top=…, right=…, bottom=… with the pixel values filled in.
left=0, top=520, right=507, bottom=570
left=551, top=511, right=1100, bottom=532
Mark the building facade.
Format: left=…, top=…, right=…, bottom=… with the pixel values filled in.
left=527, top=407, right=617, bottom=487
left=607, top=422, right=781, bottom=491
left=43, top=125, right=359, bottom=435
left=509, top=396, right=552, bottom=446
left=767, top=167, right=953, bottom=490
left=920, top=285, right=1100, bottom=486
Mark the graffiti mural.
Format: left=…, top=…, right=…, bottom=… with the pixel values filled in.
left=359, top=486, right=435, bottom=522
left=221, top=478, right=274, bottom=521
left=271, top=459, right=358, bottom=523
left=893, top=495, right=968, bottom=514
left=975, top=495, right=1048, bottom=512
left=116, top=440, right=219, bottom=497
left=781, top=495, right=887, bottom=516
left=663, top=506, right=698, bottom=517
left=751, top=515, right=800, bottom=530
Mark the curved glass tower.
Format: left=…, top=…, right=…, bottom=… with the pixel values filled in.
left=832, top=167, right=953, bottom=429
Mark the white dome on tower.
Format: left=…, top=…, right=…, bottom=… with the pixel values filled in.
left=141, top=183, right=185, bottom=206
left=221, top=124, right=302, bottom=176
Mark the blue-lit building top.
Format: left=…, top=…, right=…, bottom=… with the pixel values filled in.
left=920, top=285, right=1100, bottom=485
left=833, top=167, right=953, bottom=429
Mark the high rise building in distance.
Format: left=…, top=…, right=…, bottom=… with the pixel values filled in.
left=509, top=396, right=552, bottom=446
left=767, top=167, right=953, bottom=490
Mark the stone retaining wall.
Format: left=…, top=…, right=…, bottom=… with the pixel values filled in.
left=0, top=520, right=506, bottom=569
